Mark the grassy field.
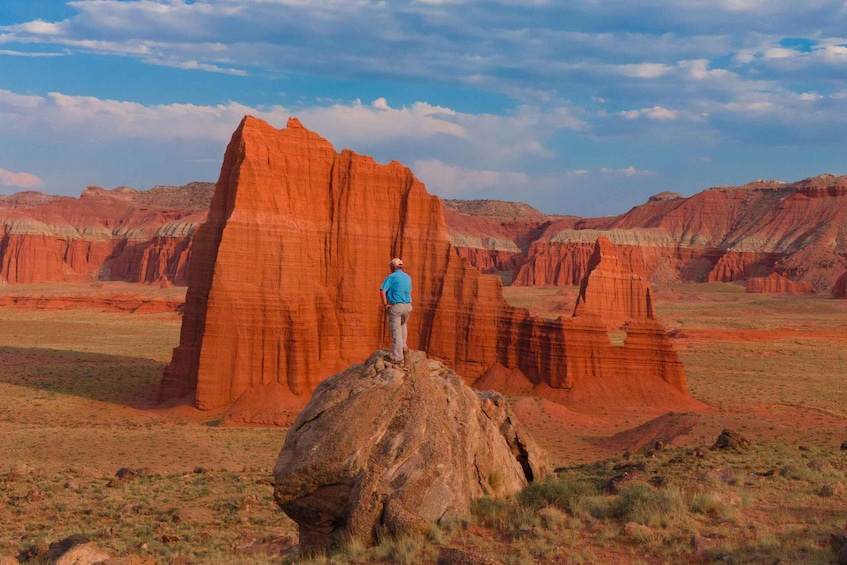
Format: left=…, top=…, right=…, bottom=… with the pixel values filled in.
left=0, top=283, right=845, bottom=563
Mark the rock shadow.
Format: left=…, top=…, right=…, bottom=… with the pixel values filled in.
left=0, top=345, right=166, bottom=409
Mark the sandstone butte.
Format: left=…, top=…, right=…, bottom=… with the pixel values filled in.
left=0, top=183, right=213, bottom=285
left=745, top=272, right=814, bottom=294
left=158, top=116, right=699, bottom=421
left=450, top=176, right=847, bottom=291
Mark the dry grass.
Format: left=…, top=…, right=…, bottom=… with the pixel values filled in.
left=0, top=282, right=846, bottom=563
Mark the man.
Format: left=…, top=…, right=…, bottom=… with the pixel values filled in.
left=380, top=257, right=412, bottom=363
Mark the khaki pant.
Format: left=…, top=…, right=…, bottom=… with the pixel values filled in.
left=388, top=303, right=412, bottom=361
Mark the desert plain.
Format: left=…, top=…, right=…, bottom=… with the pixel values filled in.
left=0, top=280, right=845, bottom=564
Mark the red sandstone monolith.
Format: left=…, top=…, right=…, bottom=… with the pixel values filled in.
left=158, top=116, right=695, bottom=420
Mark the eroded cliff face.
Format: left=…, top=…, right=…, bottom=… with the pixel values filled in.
left=442, top=202, right=555, bottom=277
left=159, top=116, right=696, bottom=419
left=745, top=272, right=814, bottom=294
left=0, top=185, right=212, bottom=285
left=508, top=176, right=847, bottom=290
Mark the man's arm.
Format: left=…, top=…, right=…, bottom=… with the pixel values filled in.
left=380, top=289, right=389, bottom=307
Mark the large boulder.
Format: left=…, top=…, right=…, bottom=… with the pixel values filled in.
left=273, top=350, right=549, bottom=553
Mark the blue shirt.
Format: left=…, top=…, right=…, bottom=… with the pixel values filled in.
left=380, top=270, right=412, bottom=304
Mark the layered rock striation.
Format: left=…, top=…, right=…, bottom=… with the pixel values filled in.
left=745, top=272, right=815, bottom=294
left=159, top=116, right=695, bottom=418
left=0, top=184, right=213, bottom=285
left=442, top=200, right=558, bottom=277
left=510, top=176, right=847, bottom=290
left=274, top=350, right=548, bottom=552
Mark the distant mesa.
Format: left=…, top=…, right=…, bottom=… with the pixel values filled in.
left=2, top=159, right=846, bottom=294
left=158, top=115, right=698, bottom=422
left=442, top=198, right=549, bottom=223
left=0, top=182, right=213, bottom=285
left=498, top=173, right=847, bottom=291
left=647, top=191, right=684, bottom=202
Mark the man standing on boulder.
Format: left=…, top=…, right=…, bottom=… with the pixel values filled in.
left=380, top=258, right=412, bottom=363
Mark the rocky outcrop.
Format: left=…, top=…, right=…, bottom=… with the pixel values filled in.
left=745, top=272, right=815, bottom=294
left=0, top=184, right=212, bottom=285
left=574, top=237, right=654, bottom=322
left=273, top=350, right=548, bottom=552
left=159, top=116, right=695, bottom=419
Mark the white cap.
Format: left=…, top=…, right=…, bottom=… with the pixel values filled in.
left=389, top=258, right=403, bottom=268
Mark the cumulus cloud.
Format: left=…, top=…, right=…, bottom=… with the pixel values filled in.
left=0, top=89, right=586, bottom=186
left=616, top=63, right=672, bottom=78
left=2, top=0, right=847, bottom=212
left=619, top=106, right=679, bottom=120
left=600, top=166, right=656, bottom=177
left=411, top=159, right=529, bottom=196
left=0, top=168, right=43, bottom=188
left=678, top=59, right=733, bottom=80
left=3, top=19, right=66, bottom=36
left=0, top=90, right=265, bottom=141
left=763, top=47, right=798, bottom=59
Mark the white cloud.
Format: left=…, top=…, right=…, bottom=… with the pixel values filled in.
left=619, top=106, right=679, bottom=120
left=679, top=59, right=733, bottom=80
left=0, top=49, right=64, bottom=57
left=411, top=159, right=528, bottom=195
left=145, top=57, right=248, bottom=76
left=0, top=168, right=43, bottom=188
left=617, top=63, right=672, bottom=78
left=0, top=89, right=266, bottom=141
left=600, top=166, right=655, bottom=177
left=294, top=98, right=585, bottom=162
left=2, top=19, right=66, bottom=36
left=0, top=89, right=581, bottom=179
left=0, top=90, right=44, bottom=109
left=822, top=44, right=847, bottom=61
left=295, top=99, right=468, bottom=145
left=763, top=47, right=798, bottom=59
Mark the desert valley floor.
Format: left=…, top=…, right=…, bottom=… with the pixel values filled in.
left=1, top=281, right=846, bottom=564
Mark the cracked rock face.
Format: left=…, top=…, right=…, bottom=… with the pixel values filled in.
left=273, top=349, right=549, bottom=553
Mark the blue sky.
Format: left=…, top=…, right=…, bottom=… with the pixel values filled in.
left=1, top=0, right=846, bottom=216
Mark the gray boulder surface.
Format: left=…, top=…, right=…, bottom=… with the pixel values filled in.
left=273, top=349, right=549, bottom=552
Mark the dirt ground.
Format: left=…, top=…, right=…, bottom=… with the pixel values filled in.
left=0, top=280, right=843, bottom=472
left=0, top=280, right=845, bottom=563
left=503, top=283, right=847, bottom=466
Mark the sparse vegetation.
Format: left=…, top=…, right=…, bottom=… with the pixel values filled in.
left=0, top=283, right=845, bottom=563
